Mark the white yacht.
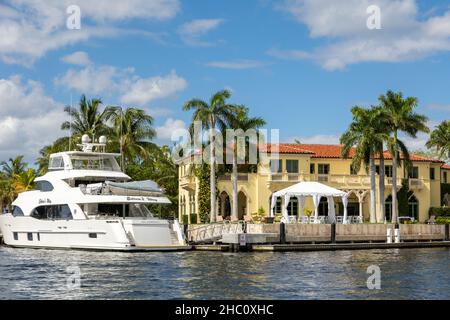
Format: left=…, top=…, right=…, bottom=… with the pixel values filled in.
left=0, top=135, right=188, bottom=251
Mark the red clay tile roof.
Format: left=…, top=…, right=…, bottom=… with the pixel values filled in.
left=442, top=164, right=450, bottom=170
left=262, top=143, right=443, bottom=163
left=259, top=144, right=315, bottom=155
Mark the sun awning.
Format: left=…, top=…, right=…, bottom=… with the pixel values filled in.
left=270, top=182, right=349, bottom=224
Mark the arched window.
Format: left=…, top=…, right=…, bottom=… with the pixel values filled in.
left=408, top=195, right=419, bottom=220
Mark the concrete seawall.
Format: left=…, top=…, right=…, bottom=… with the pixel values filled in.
left=189, top=223, right=448, bottom=244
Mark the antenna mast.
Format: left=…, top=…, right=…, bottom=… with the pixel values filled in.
left=69, top=93, right=73, bottom=151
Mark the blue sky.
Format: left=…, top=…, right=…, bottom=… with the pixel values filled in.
left=1, top=0, right=450, bottom=162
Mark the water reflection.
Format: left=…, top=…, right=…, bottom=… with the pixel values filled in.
left=0, top=246, right=448, bottom=299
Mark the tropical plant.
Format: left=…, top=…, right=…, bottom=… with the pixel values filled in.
left=228, top=106, right=266, bottom=220
left=104, top=106, right=156, bottom=170
left=0, top=178, right=16, bottom=212
left=378, top=90, right=429, bottom=223
left=426, top=120, right=450, bottom=161
left=61, top=95, right=110, bottom=141
left=1, top=156, right=27, bottom=179
left=13, top=168, right=37, bottom=193
left=341, top=106, right=389, bottom=223
left=183, top=89, right=238, bottom=222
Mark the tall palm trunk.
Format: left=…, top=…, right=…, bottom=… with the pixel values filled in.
left=391, top=130, right=398, bottom=223
left=379, top=153, right=386, bottom=222
left=209, top=119, right=216, bottom=223
left=369, top=154, right=377, bottom=223
left=231, top=147, right=238, bottom=221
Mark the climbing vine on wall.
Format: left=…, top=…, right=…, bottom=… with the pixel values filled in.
left=195, top=163, right=212, bottom=223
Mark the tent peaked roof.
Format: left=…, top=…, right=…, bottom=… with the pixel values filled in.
left=273, top=181, right=347, bottom=198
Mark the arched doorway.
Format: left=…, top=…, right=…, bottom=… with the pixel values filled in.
left=218, top=191, right=231, bottom=219
left=385, top=195, right=392, bottom=222
left=237, top=191, right=247, bottom=220
left=408, top=195, right=419, bottom=220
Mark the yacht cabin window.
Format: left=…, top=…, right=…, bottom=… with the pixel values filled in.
left=12, top=206, right=24, bottom=217
left=90, top=203, right=153, bottom=218
left=49, top=156, right=64, bottom=170
left=71, top=155, right=117, bottom=171
left=31, top=205, right=73, bottom=220
left=35, top=181, right=54, bottom=192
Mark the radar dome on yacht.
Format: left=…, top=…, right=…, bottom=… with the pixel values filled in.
left=81, top=134, right=91, bottom=143
left=99, top=136, right=107, bottom=144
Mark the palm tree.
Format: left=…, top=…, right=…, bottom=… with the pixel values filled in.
left=104, top=106, right=156, bottom=170
left=341, top=107, right=389, bottom=223
left=426, top=120, right=450, bottom=161
left=378, top=91, right=429, bottom=223
left=1, top=156, right=27, bottom=179
left=183, top=89, right=238, bottom=223
left=228, top=106, right=266, bottom=220
left=13, top=168, right=37, bottom=193
left=61, top=95, right=110, bottom=142
left=0, top=178, right=16, bottom=213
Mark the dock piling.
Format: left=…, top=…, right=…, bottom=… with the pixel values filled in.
left=331, top=223, right=336, bottom=244
left=280, top=222, right=286, bottom=244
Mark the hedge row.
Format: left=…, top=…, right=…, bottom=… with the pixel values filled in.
left=429, top=207, right=450, bottom=217
left=436, top=217, right=450, bottom=224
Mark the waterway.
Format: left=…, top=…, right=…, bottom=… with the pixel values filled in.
left=0, top=247, right=448, bottom=299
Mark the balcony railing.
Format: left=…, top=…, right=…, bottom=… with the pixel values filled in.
left=218, top=174, right=249, bottom=181
left=267, top=172, right=425, bottom=188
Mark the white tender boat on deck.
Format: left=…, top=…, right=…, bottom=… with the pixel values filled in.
left=0, top=135, right=188, bottom=251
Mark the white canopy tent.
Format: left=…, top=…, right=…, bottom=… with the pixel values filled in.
left=270, top=182, right=349, bottom=224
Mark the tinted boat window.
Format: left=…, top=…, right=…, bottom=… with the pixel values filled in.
left=12, top=206, right=24, bottom=217
left=35, top=181, right=54, bottom=192
left=36, top=181, right=53, bottom=191
left=31, top=205, right=73, bottom=220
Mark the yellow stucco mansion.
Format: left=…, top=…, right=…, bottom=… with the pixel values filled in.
left=178, top=143, right=450, bottom=223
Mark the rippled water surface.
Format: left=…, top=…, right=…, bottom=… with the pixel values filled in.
left=0, top=246, right=449, bottom=299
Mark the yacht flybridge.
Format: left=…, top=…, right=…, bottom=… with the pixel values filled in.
left=0, top=135, right=188, bottom=251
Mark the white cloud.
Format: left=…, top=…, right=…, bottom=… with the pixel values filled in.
left=55, top=65, right=124, bottom=94
left=205, top=59, right=266, bottom=69
left=155, top=118, right=187, bottom=143
left=61, top=51, right=91, bottom=66
left=55, top=66, right=187, bottom=106
left=0, top=76, right=65, bottom=162
left=121, top=71, right=188, bottom=105
left=178, top=19, right=224, bottom=46
left=274, top=0, right=450, bottom=70
left=0, top=0, right=180, bottom=65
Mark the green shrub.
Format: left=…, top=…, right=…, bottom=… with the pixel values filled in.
left=429, top=207, right=450, bottom=217
left=251, top=207, right=266, bottom=224
left=435, top=217, right=450, bottom=224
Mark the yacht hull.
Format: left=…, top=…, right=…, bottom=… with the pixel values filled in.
left=0, top=215, right=188, bottom=251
